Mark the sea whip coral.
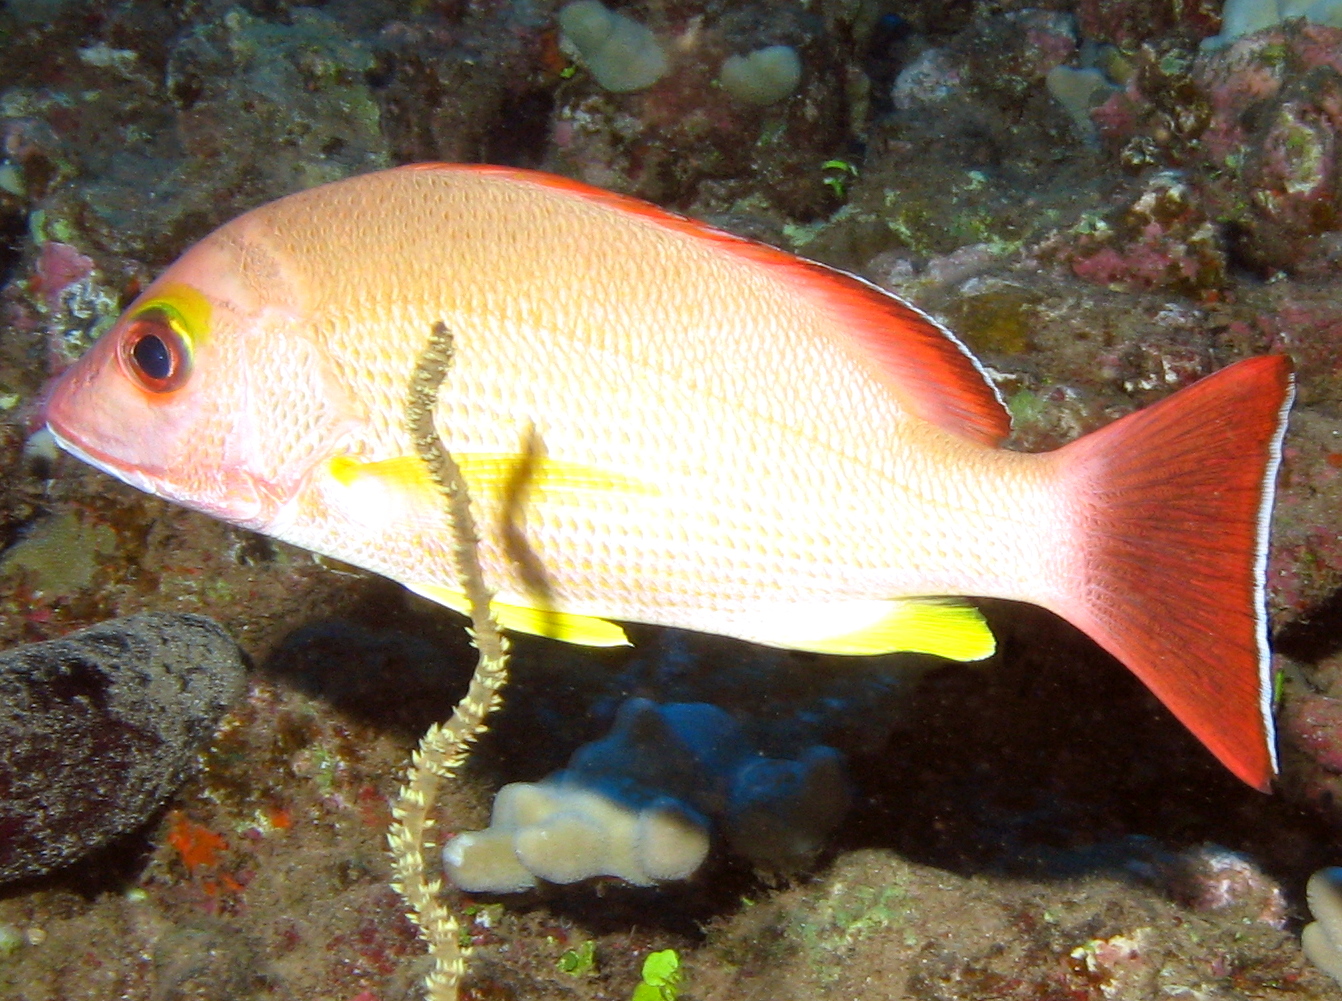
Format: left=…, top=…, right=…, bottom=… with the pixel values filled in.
left=387, top=321, right=512, bottom=1001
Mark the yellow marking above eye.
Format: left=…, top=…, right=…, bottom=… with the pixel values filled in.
left=134, top=282, right=213, bottom=351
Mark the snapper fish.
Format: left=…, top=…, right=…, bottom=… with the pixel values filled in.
left=44, top=164, right=1293, bottom=790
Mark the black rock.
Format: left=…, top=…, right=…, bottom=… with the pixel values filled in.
left=0, top=613, right=246, bottom=883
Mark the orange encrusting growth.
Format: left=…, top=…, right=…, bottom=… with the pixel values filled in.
left=166, top=810, right=228, bottom=874
left=1051, top=355, right=1293, bottom=790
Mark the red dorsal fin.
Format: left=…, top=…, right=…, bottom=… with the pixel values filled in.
left=398, top=163, right=1012, bottom=446
left=765, top=258, right=1011, bottom=446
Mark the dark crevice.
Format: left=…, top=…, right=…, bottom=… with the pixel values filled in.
left=482, top=88, right=556, bottom=169
left=1275, top=586, right=1342, bottom=663
left=0, top=206, right=27, bottom=289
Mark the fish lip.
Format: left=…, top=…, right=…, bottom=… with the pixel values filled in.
left=46, top=422, right=165, bottom=496
left=47, top=421, right=274, bottom=530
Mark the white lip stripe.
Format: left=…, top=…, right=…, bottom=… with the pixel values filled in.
left=46, top=425, right=162, bottom=496
left=1258, top=371, right=1296, bottom=775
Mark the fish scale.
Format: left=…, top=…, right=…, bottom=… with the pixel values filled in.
left=44, top=162, right=1294, bottom=789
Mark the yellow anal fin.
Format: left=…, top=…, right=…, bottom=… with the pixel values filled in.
left=408, top=581, right=631, bottom=647
left=760, top=598, right=996, bottom=660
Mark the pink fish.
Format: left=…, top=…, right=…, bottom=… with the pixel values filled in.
left=44, top=164, right=1293, bottom=789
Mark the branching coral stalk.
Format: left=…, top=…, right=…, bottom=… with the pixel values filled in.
left=389, top=321, right=511, bottom=1001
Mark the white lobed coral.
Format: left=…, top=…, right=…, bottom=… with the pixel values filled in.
left=443, top=781, right=709, bottom=892
left=1202, top=0, right=1342, bottom=49
left=558, top=1, right=668, bottom=93
left=442, top=697, right=854, bottom=893
left=1304, top=867, right=1342, bottom=984
left=719, top=45, right=802, bottom=105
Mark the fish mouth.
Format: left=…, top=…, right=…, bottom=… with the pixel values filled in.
left=46, top=423, right=169, bottom=497
left=48, top=421, right=273, bottom=529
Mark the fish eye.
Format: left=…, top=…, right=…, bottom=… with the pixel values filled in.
left=120, top=310, right=191, bottom=393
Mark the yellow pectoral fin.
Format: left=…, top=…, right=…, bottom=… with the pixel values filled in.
left=327, top=451, right=656, bottom=512
left=756, top=598, right=996, bottom=660
left=325, top=454, right=443, bottom=528
left=328, top=454, right=435, bottom=492
left=407, top=581, right=631, bottom=647
left=454, top=453, right=659, bottom=504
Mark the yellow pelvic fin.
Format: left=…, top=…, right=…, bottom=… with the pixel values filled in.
left=408, top=581, right=631, bottom=647
left=763, top=597, right=996, bottom=659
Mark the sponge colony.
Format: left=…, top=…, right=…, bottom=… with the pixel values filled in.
left=719, top=45, right=802, bottom=106
left=558, top=0, right=668, bottom=93
left=442, top=697, right=854, bottom=893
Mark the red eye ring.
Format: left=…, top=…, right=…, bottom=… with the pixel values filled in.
left=119, top=311, right=191, bottom=394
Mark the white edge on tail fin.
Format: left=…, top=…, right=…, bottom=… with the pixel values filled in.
left=1256, top=373, right=1296, bottom=775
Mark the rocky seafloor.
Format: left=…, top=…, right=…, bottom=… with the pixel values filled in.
left=4, top=0, right=1342, bottom=998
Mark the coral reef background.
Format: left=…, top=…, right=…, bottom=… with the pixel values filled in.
left=4, top=0, right=1342, bottom=998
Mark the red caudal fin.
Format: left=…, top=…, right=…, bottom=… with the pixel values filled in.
left=1052, top=355, right=1294, bottom=791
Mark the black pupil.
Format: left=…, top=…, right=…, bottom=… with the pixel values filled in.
left=131, top=332, right=173, bottom=380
